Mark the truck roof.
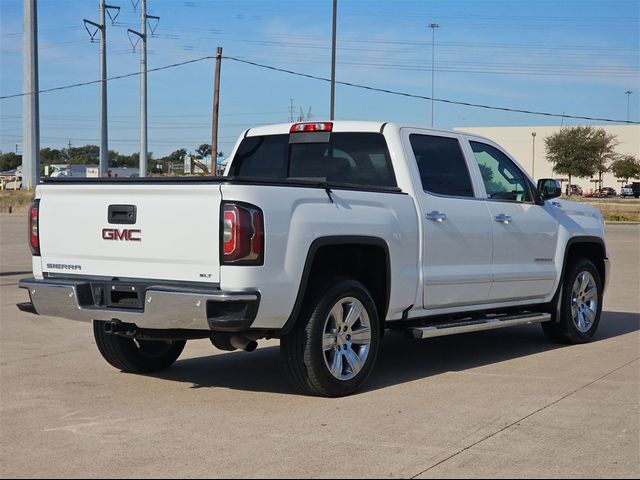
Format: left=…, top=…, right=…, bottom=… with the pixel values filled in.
left=245, top=121, right=490, bottom=141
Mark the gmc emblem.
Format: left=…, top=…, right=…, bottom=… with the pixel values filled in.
left=102, top=228, right=141, bottom=241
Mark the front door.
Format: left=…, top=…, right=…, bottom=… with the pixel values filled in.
left=466, top=139, right=559, bottom=302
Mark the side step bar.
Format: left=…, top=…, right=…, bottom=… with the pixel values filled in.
left=411, top=312, right=551, bottom=340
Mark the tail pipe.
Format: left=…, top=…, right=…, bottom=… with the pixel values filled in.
left=230, top=335, right=258, bottom=352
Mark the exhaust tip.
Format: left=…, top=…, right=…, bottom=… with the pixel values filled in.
left=230, top=336, right=258, bottom=352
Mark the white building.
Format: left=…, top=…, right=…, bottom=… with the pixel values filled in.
left=455, top=125, right=640, bottom=194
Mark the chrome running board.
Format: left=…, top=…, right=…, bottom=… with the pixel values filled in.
left=411, top=312, right=551, bottom=340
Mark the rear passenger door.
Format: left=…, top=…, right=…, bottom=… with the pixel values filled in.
left=401, top=130, right=494, bottom=310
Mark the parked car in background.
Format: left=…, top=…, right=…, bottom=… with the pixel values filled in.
left=597, top=187, right=616, bottom=197
left=620, top=185, right=633, bottom=197
left=569, top=184, right=583, bottom=196
left=620, top=182, right=640, bottom=198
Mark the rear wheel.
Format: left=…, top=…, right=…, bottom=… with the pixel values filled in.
left=93, top=321, right=186, bottom=373
left=281, top=278, right=380, bottom=397
left=542, top=258, right=603, bottom=344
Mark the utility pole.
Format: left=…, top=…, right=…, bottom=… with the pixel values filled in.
left=531, top=132, right=536, bottom=179
left=427, top=23, right=439, bottom=128
left=22, top=0, right=40, bottom=190
left=330, top=0, right=337, bottom=120
left=128, top=0, right=158, bottom=177
left=84, top=1, right=120, bottom=177
left=211, top=46, right=222, bottom=176
left=625, top=90, right=632, bottom=122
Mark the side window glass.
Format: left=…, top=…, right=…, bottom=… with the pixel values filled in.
left=469, top=141, right=532, bottom=203
left=409, top=134, right=474, bottom=197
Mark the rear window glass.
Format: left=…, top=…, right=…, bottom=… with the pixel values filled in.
left=230, top=132, right=397, bottom=188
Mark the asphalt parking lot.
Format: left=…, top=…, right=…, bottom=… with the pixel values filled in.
left=1, top=215, right=638, bottom=478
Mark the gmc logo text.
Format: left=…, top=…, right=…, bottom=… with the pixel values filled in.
left=102, top=228, right=142, bottom=241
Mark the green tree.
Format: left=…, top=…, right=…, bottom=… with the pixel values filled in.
left=0, top=152, right=21, bottom=172
left=610, top=154, right=640, bottom=183
left=40, top=147, right=62, bottom=164
left=195, top=144, right=212, bottom=159
left=168, top=148, right=187, bottom=163
left=544, top=126, right=600, bottom=193
left=64, top=145, right=99, bottom=164
left=591, top=129, right=619, bottom=190
left=156, top=148, right=188, bottom=175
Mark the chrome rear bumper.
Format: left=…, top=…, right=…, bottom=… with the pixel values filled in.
left=18, top=278, right=259, bottom=331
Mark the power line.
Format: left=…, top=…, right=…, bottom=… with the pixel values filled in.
left=0, top=56, right=213, bottom=100
left=2, top=53, right=638, bottom=125
left=222, top=56, right=639, bottom=124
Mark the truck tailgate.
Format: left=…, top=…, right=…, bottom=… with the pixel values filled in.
left=37, top=183, right=222, bottom=284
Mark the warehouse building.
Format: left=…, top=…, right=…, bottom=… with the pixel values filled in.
left=456, top=125, right=639, bottom=194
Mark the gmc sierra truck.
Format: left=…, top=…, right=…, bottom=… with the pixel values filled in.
left=18, top=121, right=610, bottom=397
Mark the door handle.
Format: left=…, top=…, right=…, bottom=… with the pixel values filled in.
left=495, top=214, right=512, bottom=224
left=426, top=211, right=447, bottom=222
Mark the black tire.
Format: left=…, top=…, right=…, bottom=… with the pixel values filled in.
left=542, top=258, right=603, bottom=344
left=93, top=321, right=186, bottom=373
left=281, top=278, right=380, bottom=397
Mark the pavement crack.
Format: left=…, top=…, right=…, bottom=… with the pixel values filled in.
left=410, top=356, right=640, bottom=479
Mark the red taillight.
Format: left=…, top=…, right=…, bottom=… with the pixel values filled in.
left=290, top=122, right=333, bottom=133
left=29, top=199, right=40, bottom=256
left=222, top=202, right=264, bottom=265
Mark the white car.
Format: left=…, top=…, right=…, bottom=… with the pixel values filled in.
left=19, top=121, right=610, bottom=396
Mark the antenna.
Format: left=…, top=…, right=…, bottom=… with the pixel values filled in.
left=288, top=98, right=295, bottom=122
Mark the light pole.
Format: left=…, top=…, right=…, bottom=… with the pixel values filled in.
left=330, top=0, right=337, bottom=120
left=625, top=90, right=632, bottom=122
left=531, top=132, right=536, bottom=179
left=427, top=23, right=439, bottom=128
left=22, top=0, right=40, bottom=190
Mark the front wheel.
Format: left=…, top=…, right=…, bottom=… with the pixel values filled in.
left=93, top=321, right=186, bottom=373
left=542, top=258, right=603, bottom=344
left=281, top=279, right=380, bottom=397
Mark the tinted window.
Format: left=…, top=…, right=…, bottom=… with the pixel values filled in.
left=470, top=141, right=531, bottom=203
left=409, top=134, right=474, bottom=197
left=231, top=132, right=397, bottom=188
left=231, top=135, right=288, bottom=178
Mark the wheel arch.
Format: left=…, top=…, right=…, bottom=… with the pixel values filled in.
left=554, top=236, right=607, bottom=301
left=564, top=236, right=606, bottom=284
left=281, top=236, right=391, bottom=336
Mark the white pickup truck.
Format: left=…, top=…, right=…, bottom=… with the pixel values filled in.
left=18, top=121, right=610, bottom=397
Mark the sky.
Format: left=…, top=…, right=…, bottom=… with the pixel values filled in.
left=0, top=0, right=639, bottom=158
